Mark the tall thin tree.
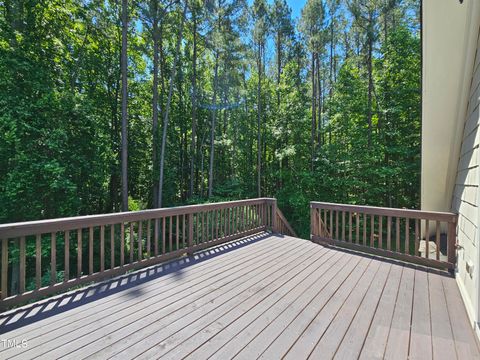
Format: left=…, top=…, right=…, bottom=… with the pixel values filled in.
left=121, top=0, right=129, bottom=211
left=158, top=1, right=188, bottom=207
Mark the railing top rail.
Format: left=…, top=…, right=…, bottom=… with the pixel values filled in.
left=0, top=198, right=276, bottom=238
left=311, top=201, right=457, bottom=223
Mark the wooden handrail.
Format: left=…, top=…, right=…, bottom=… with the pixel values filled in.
left=311, top=202, right=457, bottom=222
left=0, top=198, right=278, bottom=308
left=0, top=198, right=277, bottom=238
left=311, top=201, right=457, bottom=270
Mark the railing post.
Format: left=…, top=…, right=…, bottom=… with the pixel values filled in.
left=310, top=204, right=315, bottom=240
left=272, top=199, right=278, bottom=233
left=447, top=217, right=457, bottom=267
left=187, top=213, right=194, bottom=256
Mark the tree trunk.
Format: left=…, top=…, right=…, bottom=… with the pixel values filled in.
left=152, top=15, right=160, bottom=207
left=121, top=0, right=128, bottom=211
left=367, top=24, right=373, bottom=148
left=311, top=51, right=316, bottom=170
left=316, top=53, right=322, bottom=147
left=158, top=2, right=187, bottom=208
left=276, top=31, right=281, bottom=107
left=257, top=44, right=262, bottom=198
left=189, top=13, right=197, bottom=198
left=329, top=20, right=334, bottom=99
left=208, top=53, right=219, bottom=198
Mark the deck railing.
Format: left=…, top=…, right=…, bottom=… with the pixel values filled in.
left=0, top=198, right=291, bottom=308
left=310, top=202, right=457, bottom=270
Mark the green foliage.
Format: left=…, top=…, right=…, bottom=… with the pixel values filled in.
left=0, top=0, right=421, bottom=243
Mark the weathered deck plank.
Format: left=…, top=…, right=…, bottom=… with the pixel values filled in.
left=358, top=263, right=403, bottom=360
left=383, top=265, right=415, bottom=360
left=332, top=261, right=391, bottom=359
left=283, top=257, right=372, bottom=360
left=409, top=268, right=432, bottom=360
left=0, top=233, right=478, bottom=360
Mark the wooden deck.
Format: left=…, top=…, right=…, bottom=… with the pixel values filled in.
left=0, top=233, right=478, bottom=360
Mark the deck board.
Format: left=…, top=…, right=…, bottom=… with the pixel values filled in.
left=332, top=261, right=391, bottom=359
left=0, top=233, right=478, bottom=360
left=409, top=267, right=432, bottom=360
left=359, top=263, right=403, bottom=360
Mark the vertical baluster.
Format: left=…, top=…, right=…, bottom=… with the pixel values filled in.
left=169, top=216, right=173, bottom=251
left=154, top=219, right=159, bottom=256
left=162, top=217, right=166, bottom=253
left=51, top=232, right=57, bottom=284
left=36, top=234, right=41, bottom=289
left=363, top=214, right=367, bottom=246
left=342, top=211, right=346, bottom=241
left=242, top=206, right=248, bottom=231
left=19, top=236, right=25, bottom=294
left=188, top=213, right=194, bottom=252
left=89, top=227, right=94, bottom=274
left=202, top=211, right=205, bottom=242
left=215, top=209, right=219, bottom=239
left=240, top=206, right=243, bottom=232
left=182, top=215, right=186, bottom=249
left=387, top=216, right=391, bottom=251
left=425, top=220, right=430, bottom=259
left=176, top=215, right=179, bottom=249
left=129, top=223, right=134, bottom=264
left=370, top=215, right=375, bottom=247
left=435, top=220, right=440, bottom=260
left=263, top=205, right=266, bottom=229
left=355, top=213, right=359, bottom=244
left=147, top=220, right=151, bottom=258
left=405, top=219, right=410, bottom=255
left=415, top=219, right=419, bottom=256
left=396, top=218, right=400, bottom=252
left=225, top=208, right=228, bottom=235
left=196, top=213, right=200, bottom=244
left=1, top=239, right=8, bottom=299
left=379, top=216, right=383, bottom=249
left=335, top=211, right=339, bottom=239
left=203, top=210, right=208, bottom=242
left=64, top=231, right=69, bottom=282
left=111, top=224, right=115, bottom=269
left=348, top=212, right=352, bottom=242
left=263, top=203, right=266, bottom=228
left=120, top=223, right=125, bottom=266
left=78, top=229, right=83, bottom=275
left=100, top=225, right=105, bottom=272
left=138, top=221, right=142, bottom=261
left=329, top=210, right=335, bottom=239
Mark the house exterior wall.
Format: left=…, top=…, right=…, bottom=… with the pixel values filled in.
left=422, top=0, right=480, bottom=335
left=452, top=31, right=480, bottom=332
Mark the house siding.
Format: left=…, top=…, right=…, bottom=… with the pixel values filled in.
left=453, top=29, right=480, bottom=324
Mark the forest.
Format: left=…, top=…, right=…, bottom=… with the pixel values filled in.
left=0, top=0, right=420, bottom=237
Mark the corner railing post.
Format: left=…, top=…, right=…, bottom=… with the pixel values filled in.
left=272, top=199, right=278, bottom=233
left=310, top=203, right=315, bottom=241
left=447, top=216, right=457, bottom=267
